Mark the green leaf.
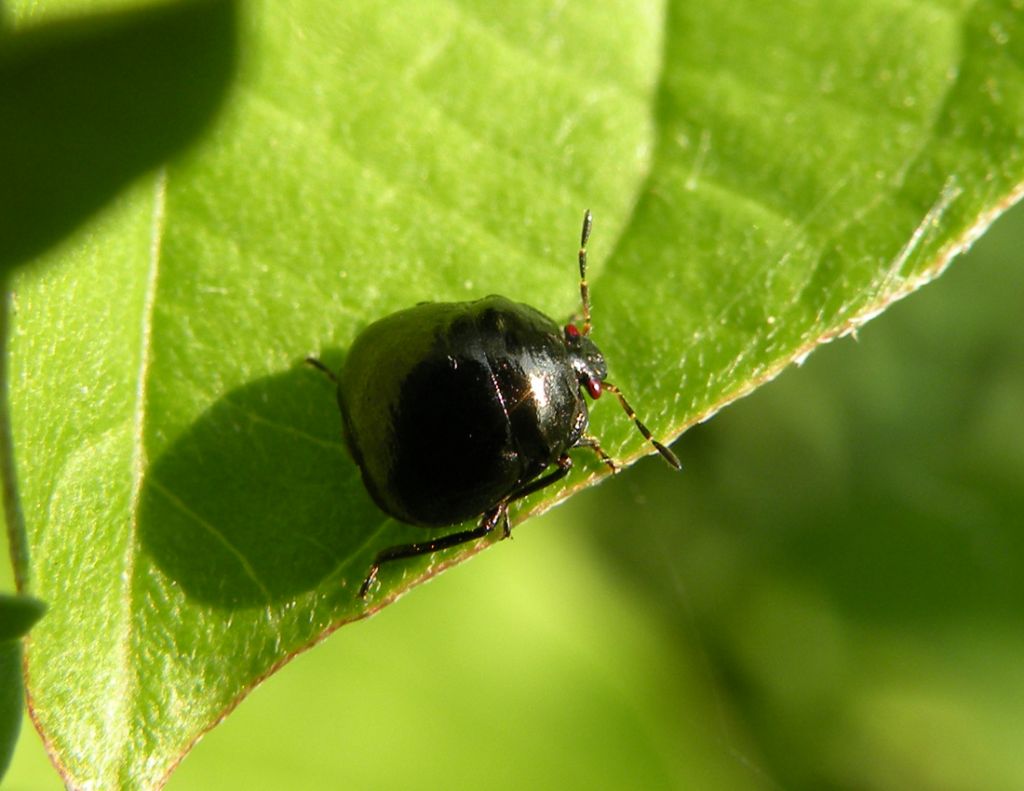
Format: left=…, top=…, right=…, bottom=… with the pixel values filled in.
left=0, top=594, right=44, bottom=782
left=6, top=0, right=1023, bottom=788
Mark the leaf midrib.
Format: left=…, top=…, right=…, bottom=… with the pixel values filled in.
left=111, top=168, right=167, bottom=777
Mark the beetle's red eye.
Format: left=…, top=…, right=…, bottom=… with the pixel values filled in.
left=564, top=324, right=580, bottom=338
left=586, top=378, right=602, bottom=399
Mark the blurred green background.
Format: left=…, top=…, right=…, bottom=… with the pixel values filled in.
left=5, top=199, right=1022, bottom=790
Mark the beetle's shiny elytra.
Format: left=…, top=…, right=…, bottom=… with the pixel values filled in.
left=308, top=211, right=680, bottom=597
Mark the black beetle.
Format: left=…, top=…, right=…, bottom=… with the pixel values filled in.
left=309, top=211, right=680, bottom=597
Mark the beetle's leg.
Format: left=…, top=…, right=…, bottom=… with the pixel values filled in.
left=576, top=435, right=619, bottom=473
left=489, top=454, right=574, bottom=535
left=306, top=356, right=350, bottom=432
left=305, top=356, right=338, bottom=384
left=358, top=456, right=574, bottom=599
left=358, top=507, right=506, bottom=598
left=503, top=453, right=574, bottom=506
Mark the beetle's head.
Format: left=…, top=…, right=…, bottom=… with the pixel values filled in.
left=564, top=323, right=607, bottom=400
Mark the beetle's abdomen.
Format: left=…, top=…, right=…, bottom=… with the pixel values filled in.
left=383, top=352, right=520, bottom=525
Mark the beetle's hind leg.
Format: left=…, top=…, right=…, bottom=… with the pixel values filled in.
left=358, top=510, right=505, bottom=599
left=358, top=455, right=575, bottom=598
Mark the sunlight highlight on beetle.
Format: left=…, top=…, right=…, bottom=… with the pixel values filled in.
left=528, top=371, right=550, bottom=410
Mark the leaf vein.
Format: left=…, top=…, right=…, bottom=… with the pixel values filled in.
left=147, top=477, right=274, bottom=602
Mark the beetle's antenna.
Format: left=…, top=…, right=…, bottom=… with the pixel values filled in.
left=578, top=209, right=593, bottom=335
left=601, top=381, right=681, bottom=469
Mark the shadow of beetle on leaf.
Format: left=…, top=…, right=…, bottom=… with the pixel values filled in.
left=139, top=353, right=391, bottom=609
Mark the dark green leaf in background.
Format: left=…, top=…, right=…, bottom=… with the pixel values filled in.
left=0, top=594, right=44, bottom=782
left=0, top=0, right=237, bottom=269
left=0, top=593, right=44, bottom=643
left=579, top=201, right=1024, bottom=790
left=3, top=0, right=1022, bottom=788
